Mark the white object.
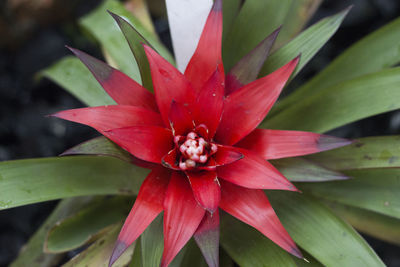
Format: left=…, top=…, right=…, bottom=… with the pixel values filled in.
left=166, top=0, right=213, bottom=72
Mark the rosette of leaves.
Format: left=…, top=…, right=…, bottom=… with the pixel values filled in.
left=2, top=0, right=400, bottom=266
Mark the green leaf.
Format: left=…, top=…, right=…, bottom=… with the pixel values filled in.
left=274, top=0, right=322, bottom=48
left=326, top=202, right=400, bottom=246
left=62, top=136, right=132, bottom=163
left=40, top=56, right=115, bottom=107
left=0, top=156, right=148, bottom=210
left=45, top=196, right=132, bottom=253
left=79, top=0, right=139, bottom=81
left=141, top=214, right=164, bottom=267
left=220, top=213, right=297, bottom=267
left=306, top=136, right=400, bottom=170
left=63, top=223, right=135, bottom=267
left=180, top=239, right=208, bottom=267
left=10, top=197, right=97, bottom=267
left=260, top=8, right=349, bottom=79
left=110, top=13, right=154, bottom=92
left=222, top=0, right=292, bottom=71
left=80, top=0, right=173, bottom=82
left=301, top=168, right=400, bottom=219
left=222, top=0, right=241, bottom=41
left=274, top=16, right=400, bottom=115
left=129, top=237, right=143, bottom=267
left=268, top=191, right=384, bottom=267
left=272, top=158, right=348, bottom=182
left=262, top=68, right=400, bottom=133
left=292, top=250, right=324, bottom=267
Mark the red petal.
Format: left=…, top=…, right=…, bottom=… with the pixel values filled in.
left=67, top=47, right=157, bottom=111
left=219, top=181, right=302, bottom=258
left=109, top=167, right=170, bottom=266
left=168, top=101, right=195, bottom=136
left=105, top=126, right=173, bottom=164
left=237, top=129, right=352, bottom=159
left=225, top=28, right=280, bottom=95
left=144, top=45, right=196, bottom=126
left=161, top=172, right=206, bottom=267
left=161, top=148, right=180, bottom=170
left=217, top=149, right=297, bottom=191
left=184, top=0, right=224, bottom=93
left=51, top=105, right=163, bottom=132
left=192, top=69, right=224, bottom=137
left=186, top=170, right=221, bottom=213
left=215, top=57, right=299, bottom=145
left=194, top=211, right=220, bottom=267
left=213, top=145, right=243, bottom=166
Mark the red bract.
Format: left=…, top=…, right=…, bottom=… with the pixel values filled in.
left=52, top=1, right=351, bottom=266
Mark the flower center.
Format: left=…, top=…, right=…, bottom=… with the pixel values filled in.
left=175, top=131, right=217, bottom=170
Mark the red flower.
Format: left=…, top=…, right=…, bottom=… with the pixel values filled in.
left=53, top=1, right=351, bottom=266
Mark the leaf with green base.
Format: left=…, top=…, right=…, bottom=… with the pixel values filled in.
left=268, top=191, right=385, bottom=267
left=45, top=196, right=133, bottom=253
left=0, top=156, right=148, bottom=210
left=326, top=202, right=400, bottom=246
left=222, top=0, right=292, bottom=71
left=262, top=68, right=400, bottom=133
left=273, top=16, right=400, bottom=116
left=301, top=168, right=400, bottom=219
left=220, top=213, right=297, bottom=267
left=260, top=8, right=350, bottom=79
left=306, top=136, right=400, bottom=170
left=41, top=56, right=115, bottom=107
left=10, top=197, right=97, bottom=267
left=63, top=223, right=135, bottom=267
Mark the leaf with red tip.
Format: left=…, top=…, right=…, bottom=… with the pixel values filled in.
left=237, top=129, right=352, bottom=160
left=184, top=0, right=224, bottom=93
left=67, top=47, right=158, bottom=111
left=213, top=145, right=243, bottom=166
left=105, top=126, right=173, bottom=164
left=109, top=167, right=170, bottom=266
left=109, top=12, right=154, bottom=91
left=217, top=148, right=297, bottom=191
left=219, top=181, right=302, bottom=258
left=194, top=211, right=220, bottom=267
left=225, top=27, right=281, bottom=94
left=192, top=69, right=224, bottom=137
left=169, top=101, right=195, bottom=136
left=161, top=172, right=206, bottom=267
left=144, top=45, right=196, bottom=126
left=186, top=170, right=221, bottom=213
left=51, top=105, right=163, bottom=132
left=215, top=57, right=299, bottom=145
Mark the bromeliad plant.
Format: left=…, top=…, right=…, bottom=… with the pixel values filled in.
left=3, top=0, right=400, bottom=266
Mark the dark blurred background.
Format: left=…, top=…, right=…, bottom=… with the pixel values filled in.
left=0, top=0, right=399, bottom=266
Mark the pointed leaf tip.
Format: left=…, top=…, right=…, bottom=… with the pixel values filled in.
left=109, top=240, right=128, bottom=267
left=226, top=26, right=282, bottom=94
left=317, top=136, right=353, bottom=151
left=212, top=0, right=222, bottom=12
